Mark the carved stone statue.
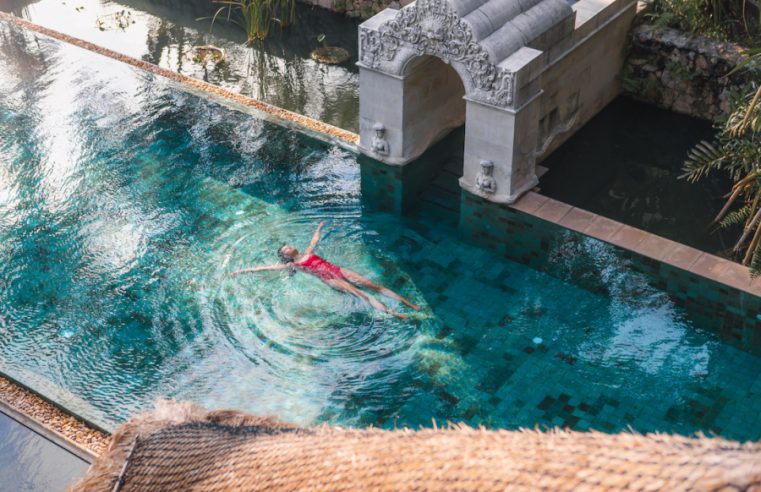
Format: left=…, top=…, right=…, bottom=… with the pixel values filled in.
left=371, top=122, right=390, bottom=156
left=475, top=160, right=497, bottom=194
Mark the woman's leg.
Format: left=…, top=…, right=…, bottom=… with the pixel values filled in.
left=340, top=269, right=421, bottom=310
left=323, top=278, right=408, bottom=320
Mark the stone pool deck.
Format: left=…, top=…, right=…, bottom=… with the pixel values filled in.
left=0, top=404, right=91, bottom=490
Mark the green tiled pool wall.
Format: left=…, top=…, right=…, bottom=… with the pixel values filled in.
left=460, top=191, right=761, bottom=356
left=359, top=135, right=459, bottom=214
left=618, top=255, right=761, bottom=353
left=359, top=155, right=406, bottom=213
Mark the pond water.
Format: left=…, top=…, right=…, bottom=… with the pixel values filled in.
left=1, top=22, right=761, bottom=441
left=540, top=97, right=734, bottom=255
left=2, top=0, right=360, bottom=131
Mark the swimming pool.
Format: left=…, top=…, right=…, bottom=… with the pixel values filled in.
left=1, top=22, right=760, bottom=441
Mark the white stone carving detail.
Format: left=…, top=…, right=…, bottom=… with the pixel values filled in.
left=475, top=160, right=497, bottom=194
left=359, top=0, right=514, bottom=108
left=371, top=122, right=390, bottom=156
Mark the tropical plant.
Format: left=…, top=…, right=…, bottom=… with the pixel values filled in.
left=681, top=49, right=761, bottom=272
left=205, top=0, right=296, bottom=44
left=643, top=0, right=760, bottom=44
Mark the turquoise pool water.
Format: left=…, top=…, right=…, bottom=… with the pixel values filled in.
left=1, top=22, right=761, bottom=441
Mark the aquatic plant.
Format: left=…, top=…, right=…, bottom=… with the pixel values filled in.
left=95, top=10, right=135, bottom=31
left=681, top=50, right=761, bottom=272
left=206, top=0, right=296, bottom=43
left=310, top=33, right=350, bottom=64
left=190, top=45, right=226, bottom=66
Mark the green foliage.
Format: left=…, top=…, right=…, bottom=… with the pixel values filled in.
left=643, top=0, right=760, bottom=45
left=665, top=60, right=698, bottom=80
left=622, top=64, right=661, bottom=99
left=719, top=204, right=752, bottom=228
left=204, top=0, right=296, bottom=44
left=681, top=51, right=761, bottom=273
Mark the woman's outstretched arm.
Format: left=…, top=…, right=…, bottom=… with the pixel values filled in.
left=229, top=264, right=289, bottom=277
left=303, top=221, right=327, bottom=255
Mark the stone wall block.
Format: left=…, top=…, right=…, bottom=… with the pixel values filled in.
left=624, top=24, right=750, bottom=120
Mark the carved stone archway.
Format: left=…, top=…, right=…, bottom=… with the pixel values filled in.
left=359, top=0, right=516, bottom=109
left=357, top=0, right=576, bottom=204
left=357, top=0, right=639, bottom=207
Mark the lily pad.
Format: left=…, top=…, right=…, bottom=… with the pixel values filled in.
left=310, top=46, right=349, bottom=65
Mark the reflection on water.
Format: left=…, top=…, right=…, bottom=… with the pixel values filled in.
left=1, top=21, right=761, bottom=441
left=2, top=0, right=360, bottom=131
left=0, top=412, right=89, bottom=490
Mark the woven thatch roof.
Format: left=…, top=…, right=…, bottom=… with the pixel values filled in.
left=72, top=401, right=761, bottom=491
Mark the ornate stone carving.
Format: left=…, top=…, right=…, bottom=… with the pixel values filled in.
left=359, top=29, right=393, bottom=69
left=359, top=0, right=514, bottom=108
left=370, top=122, right=390, bottom=156
left=475, top=160, right=497, bottom=194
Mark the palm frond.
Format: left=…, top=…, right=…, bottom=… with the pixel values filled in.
left=680, top=140, right=726, bottom=181
left=718, top=204, right=752, bottom=228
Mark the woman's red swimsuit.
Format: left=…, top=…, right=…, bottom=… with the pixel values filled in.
left=297, top=253, right=347, bottom=281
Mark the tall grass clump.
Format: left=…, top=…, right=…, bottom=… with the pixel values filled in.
left=207, top=0, right=296, bottom=43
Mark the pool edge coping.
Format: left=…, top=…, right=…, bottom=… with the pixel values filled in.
left=0, top=12, right=360, bottom=152
left=511, top=191, right=761, bottom=298
left=0, top=400, right=95, bottom=464
left=0, top=374, right=109, bottom=458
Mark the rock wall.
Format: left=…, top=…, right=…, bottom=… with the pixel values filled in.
left=623, top=24, right=751, bottom=120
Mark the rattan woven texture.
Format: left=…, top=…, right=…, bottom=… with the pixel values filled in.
left=72, top=401, right=761, bottom=491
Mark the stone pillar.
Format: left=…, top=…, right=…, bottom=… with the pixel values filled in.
left=459, top=95, right=541, bottom=204
left=358, top=68, right=406, bottom=164
left=358, top=57, right=467, bottom=166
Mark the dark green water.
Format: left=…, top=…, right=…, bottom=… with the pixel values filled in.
left=540, top=97, right=733, bottom=255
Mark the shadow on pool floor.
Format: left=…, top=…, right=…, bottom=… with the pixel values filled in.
left=539, top=97, right=738, bottom=256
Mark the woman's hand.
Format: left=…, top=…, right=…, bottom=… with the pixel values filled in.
left=305, top=221, right=328, bottom=255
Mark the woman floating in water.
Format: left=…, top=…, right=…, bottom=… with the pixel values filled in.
left=230, top=222, right=420, bottom=320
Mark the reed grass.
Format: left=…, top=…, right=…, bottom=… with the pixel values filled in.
left=207, top=0, right=296, bottom=43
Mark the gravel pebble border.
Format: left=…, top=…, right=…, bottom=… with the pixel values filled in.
left=0, top=12, right=360, bottom=146
left=0, top=375, right=109, bottom=456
